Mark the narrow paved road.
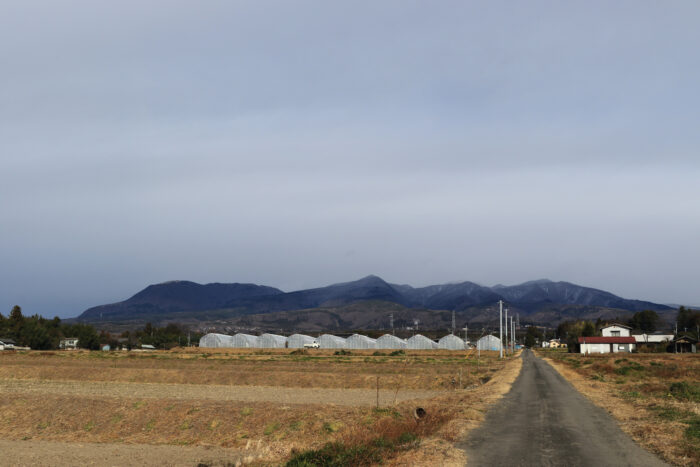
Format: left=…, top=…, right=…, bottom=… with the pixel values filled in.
left=460, top=349, right=667, bottom=466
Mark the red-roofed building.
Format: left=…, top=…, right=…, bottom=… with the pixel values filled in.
left=578, top=336, right=636, bottom=354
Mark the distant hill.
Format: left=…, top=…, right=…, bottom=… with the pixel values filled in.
left=75, top=275, right=674, bottom=330
left=79, top=281, right=283, bottom=321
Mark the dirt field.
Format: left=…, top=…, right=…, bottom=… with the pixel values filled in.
left=0, top=348, right=522, bottom=466
left=540, top=349, right=700, bottom=466
left=0, top=379, right=438, bottom=406
left=0, top=439, right=250, bottom=467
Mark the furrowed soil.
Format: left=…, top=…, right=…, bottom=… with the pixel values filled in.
left=0, top=348, right=522, bottom=466
left=540, top=350, right=700, bottom=466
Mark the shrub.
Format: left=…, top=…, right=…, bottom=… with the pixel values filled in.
left=686, top=417, right=700, bottom=440
left=669, top=381, right=700, bottom=402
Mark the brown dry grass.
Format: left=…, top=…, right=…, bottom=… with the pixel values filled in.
left=0, top=348, right=518, bottom=466
left=541, top=350, right=699, bottom=466
left=0, top=348, right=501, bottom=390
left=387, top=351, right=524, bottom=466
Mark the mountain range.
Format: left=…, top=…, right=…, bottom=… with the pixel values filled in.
left=75, top=276, right=674, bottom=331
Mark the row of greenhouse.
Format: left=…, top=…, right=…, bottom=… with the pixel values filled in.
left=199, top=332, right=503, bottom=350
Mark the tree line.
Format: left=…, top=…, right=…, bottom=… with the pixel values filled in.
left=1, top=306, right=201, bottom=350
left=0, top=305, right=101, bottom=350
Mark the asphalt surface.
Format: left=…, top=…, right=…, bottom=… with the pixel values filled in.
left=460, top=349, right=668, bottom=467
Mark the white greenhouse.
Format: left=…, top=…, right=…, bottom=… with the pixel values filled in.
left=318, top=334, right=346, bottom=349
left=199, top=333, right=235, bottom=348
left=406, top=334, right=438, bottom=350
left=346, top=334, right=377, bottom=349
left=287, top=334, right=317, bottom=348
left=230, top=333, right=258, bottom=348
left=376, top=334, right=407, bottom=349
left=476, top=334, right=502, bottom=351
left=257, top=333, right=287, bottom=348
left=438, top=334, right=466, bottom=350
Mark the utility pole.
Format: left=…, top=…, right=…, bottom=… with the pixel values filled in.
left=390, top=314, right=394, bottom=335
left=499, top=300, right=503, bottom=359
left=452, top=310, right=456, bottom=335
left=505, top=308, right=509, bottom=355
left=512, top=317, right=515, bottom=351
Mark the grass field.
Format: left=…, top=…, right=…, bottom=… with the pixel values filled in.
left=541, top=349, right=700, bottom=466
left=0, top=348, right=522, bottom=466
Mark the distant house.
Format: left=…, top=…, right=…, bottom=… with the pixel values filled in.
left=0, top=338, right=16, bottom=350
left=59, top=338, right=79, bottom=350
left=671, top=336, right=697, bottom=353
left=633, top=333, right=674, bottom=344
left=579, top=324, right=636, bottom=354
left=601, top=323, right=632, bottom=337
left=548, top=339, right=561, bottom=349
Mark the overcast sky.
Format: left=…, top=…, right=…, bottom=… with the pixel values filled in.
left=2, top=1, right=699, bottom=318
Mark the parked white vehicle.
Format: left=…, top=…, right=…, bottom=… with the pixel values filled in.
left=303, top=341, right=320, bottom=349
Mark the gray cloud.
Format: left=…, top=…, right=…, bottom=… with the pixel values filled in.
left=1, top=1, right=699, bottom=317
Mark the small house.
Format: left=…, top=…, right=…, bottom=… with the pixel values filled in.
left=578, top=336, right=636, bottom=354
left=601, top=323, right=631, bottom=337
left=59, top=338, right=79, bottom=350
left=0, top=338, right=16, bottom=350
left=670, top=336, right=697, bottom=353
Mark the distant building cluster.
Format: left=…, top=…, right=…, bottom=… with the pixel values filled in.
left=199, top=332, right=490, bottom=350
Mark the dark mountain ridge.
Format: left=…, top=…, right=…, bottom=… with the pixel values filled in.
left=76, top=275, right=672, bottom=327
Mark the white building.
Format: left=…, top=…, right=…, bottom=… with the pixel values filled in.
left=0, top=338, right=16, bottom=350
left=59, top=338, right=79, bottom=349
left=633, top=333, right=674, bottom=344
left=476, top=335, right=502, bottom=351
left=579, top=324, right=636, bottom=354
left=199, top=333, right=235, bottom=348
left=346, top=334, right=377, bottom=349
left=376, top=334, right=407, bottom=349
left=601, top=324, right=631, bottom=337
left=406, top=334, right=438, bottom=350
left=230, top=333, right=258, bottom=348
left=438, top=334, right=466, bottom=350
left=257, top=333, right=287, bottom=348
left=318, top=334, right=346, bottom=349
left=287, top=334, right=316, bottom=349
